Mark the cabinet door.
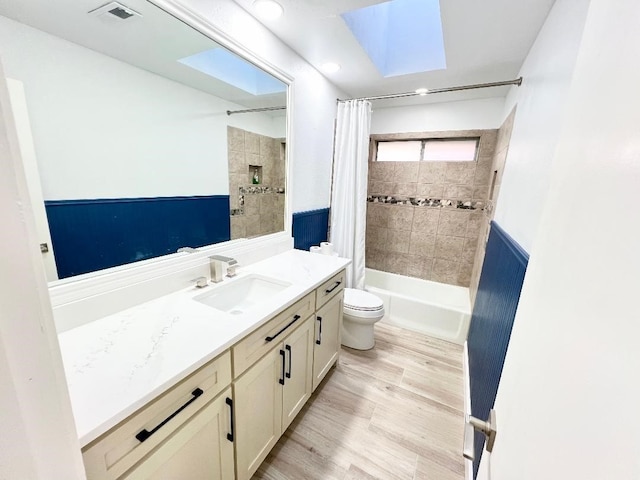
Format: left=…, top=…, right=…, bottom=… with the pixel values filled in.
left=121, top=388, right=234, bottom=480
left=281, top=316, right=314, bottom=430
left=234, top=347, right=284, bottom=480
left=312, top=292, right=343, bottom=391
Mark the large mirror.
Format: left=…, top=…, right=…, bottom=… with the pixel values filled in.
left=0, top=0, right=288, bottom=281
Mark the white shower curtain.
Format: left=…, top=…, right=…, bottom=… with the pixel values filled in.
left=329, top=99, right=372, bottom=289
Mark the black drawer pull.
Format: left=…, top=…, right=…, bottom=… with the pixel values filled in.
left=136, top=388, right=204, bottom=443
left=285, top=344, right=292, bottom=379
left=325, top=281, right=342, bottom=294
left=226, top=397, right=234, bottom=442
left=265, top=314, right=301, bottom=342
left=279, top=349, right=286, bottom=385
left=316, top=316, right=323, bottom=345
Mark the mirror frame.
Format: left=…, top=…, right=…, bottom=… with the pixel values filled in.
left=45, top=0, right=295, bottom=302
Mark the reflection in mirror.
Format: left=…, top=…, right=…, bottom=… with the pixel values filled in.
left=228, top=127, right=286, bottom=239
left=0, top=0, right=287, bottom=281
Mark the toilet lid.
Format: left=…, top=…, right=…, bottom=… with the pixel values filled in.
left=344, top=288, right=384, bottom=312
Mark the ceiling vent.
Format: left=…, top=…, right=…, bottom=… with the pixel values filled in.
left=88, top=2, right=142, bottom=21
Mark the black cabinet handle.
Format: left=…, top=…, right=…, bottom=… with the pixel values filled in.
left=285, top=344, right=292, bottom=379
left=325, top=281, right=342, bottom=294
left=316, top=316, right=323, bottom=345
left=265, top=315, right=301, bottom=342
left=225, top=397, right=234, bottom=442
left=279, top=349, right=286, bottom=385
left=136, top=388, right=203, bottom=443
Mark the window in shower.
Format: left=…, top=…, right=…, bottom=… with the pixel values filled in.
left=375, top=137, right=479, bottom=162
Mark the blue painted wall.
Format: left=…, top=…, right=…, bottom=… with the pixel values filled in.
left=467, top=221, right=529, bottom=477
left=45, top=195, right=230, bottom=278
left=292, top=208, right=330, bottom=251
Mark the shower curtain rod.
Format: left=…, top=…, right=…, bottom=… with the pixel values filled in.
left=226, top=105, right=286, bottom=116
left=225, top=77, right=522, bottom=113
left=338, top=77, right=523, bottom=102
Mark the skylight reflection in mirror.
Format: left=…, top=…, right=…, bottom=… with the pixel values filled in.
left=178, top=48, right=287, bottom=96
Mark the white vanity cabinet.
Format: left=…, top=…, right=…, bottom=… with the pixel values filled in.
left=312, top=270, right=345, bottom=391
left=121, top=389, right=235, bottom=480
left=232, top=270, right=345, bottom=480
left=79, top=265, right=347, bottom=480
left=232, top=294, right=316, bottom=480
left=82, top=351, right=233, bottom=480
left=313, top=293, right=343, bottom=391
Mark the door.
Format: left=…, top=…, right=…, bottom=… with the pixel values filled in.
left=282, top=316, right=314, bottom=429
left=122, top=388, right=235, bottom=480
left=467, top=222, right=528, bottom=477
left=312, top=293, right=342, bottom=391
left=233, top=347, right=284, bottom=480
left=6, top=78, right=58, bottom=281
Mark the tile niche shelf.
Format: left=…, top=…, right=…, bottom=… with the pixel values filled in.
left=249, top=165, right=263, bottom=185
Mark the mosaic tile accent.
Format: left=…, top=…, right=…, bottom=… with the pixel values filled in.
left=367, top=195, right=485, bottom=211
left=232, top=186, right=285, bottom=216
left=240, top=186, right=285, bottom=194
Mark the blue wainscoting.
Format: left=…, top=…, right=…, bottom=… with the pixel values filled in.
left=45, top=195, right=230, bottom=278
left=467, top=221, right=529, bottom=477
left=292, top=208, right=330, bottom=251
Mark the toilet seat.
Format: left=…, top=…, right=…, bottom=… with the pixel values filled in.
left=344, top=288, right=384, bottom=319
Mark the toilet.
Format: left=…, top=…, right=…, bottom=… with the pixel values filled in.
left=341, top=288, right=385, bottom=350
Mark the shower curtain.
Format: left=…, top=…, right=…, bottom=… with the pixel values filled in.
left=329, top=99, right=372, bottom=289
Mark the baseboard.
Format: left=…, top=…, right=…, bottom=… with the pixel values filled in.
left=463, top=341, right=473, bottom=480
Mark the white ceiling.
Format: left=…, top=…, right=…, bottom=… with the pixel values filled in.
left=233, top=0, right=556, bottom=105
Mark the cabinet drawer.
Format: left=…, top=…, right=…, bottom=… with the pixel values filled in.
left=82, top=351, right=231, bottom=480
left=315, top=269, right=345, bottom=310
left=232, top=292, right=315, bottom=377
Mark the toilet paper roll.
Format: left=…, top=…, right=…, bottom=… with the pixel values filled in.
left=320, top=242, right=334, bottom=255
left=310, top=246, right=322, bottom=254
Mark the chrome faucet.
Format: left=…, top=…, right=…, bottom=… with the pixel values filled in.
left=209, top=255, right=239, bottom=283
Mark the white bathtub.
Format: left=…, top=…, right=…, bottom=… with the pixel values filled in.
left=365, top=268, right=471, bottom=345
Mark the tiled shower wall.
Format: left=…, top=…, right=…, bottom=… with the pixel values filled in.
left=227, top=126, right=286, bottom=239
left=365, top=129, right=498, bottom=287
left=469, top=108, right=516, bottom=304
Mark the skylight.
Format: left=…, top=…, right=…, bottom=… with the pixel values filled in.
left=341, top=0, right=446, bottom=78
left=178, top=48, right=286, bottom=96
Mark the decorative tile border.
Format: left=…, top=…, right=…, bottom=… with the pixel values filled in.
left=231, top=186, right=285, bottom=216
left=367, top=195, right=485, bottom=211
left=240, top=186, right=285, bottom=194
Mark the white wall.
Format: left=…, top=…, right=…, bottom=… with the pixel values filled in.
left=371, top=97, right=505, bottom=134
left=0, top=64, right=86, bottom=479
left=180, top=0, right=345, bottom=213
left=0, top=15, right=283, bottom=200
left=478, top=0, right=640, bottom=478
left=492, top=0, right=590, bottom=251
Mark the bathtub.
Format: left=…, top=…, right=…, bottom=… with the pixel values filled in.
left=365, top=268, right=471, bottom=345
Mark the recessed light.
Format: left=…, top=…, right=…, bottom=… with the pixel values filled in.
left=415, top=87, right=428, bottom=96
left=253, top=0, right=283, bottom=20
left=321, top=62, right=341, bottom=74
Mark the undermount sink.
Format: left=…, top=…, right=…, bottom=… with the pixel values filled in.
left=194, top=274, right=292, bottom=315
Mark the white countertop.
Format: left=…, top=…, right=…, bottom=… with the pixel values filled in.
left=58, top=249, right=350, bottom=446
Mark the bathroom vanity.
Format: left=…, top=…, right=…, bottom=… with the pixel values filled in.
left=58, top=250, right=348, bottom=480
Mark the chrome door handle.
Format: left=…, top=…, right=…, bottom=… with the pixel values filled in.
left=463, top=409, right=497, bottom=461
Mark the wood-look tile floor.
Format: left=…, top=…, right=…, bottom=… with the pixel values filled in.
left=253, top=323, right=465, bottom=480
